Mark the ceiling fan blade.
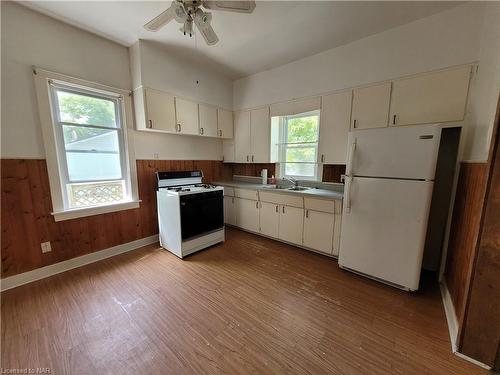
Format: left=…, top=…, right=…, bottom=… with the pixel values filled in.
left=144, top=6, right=176, bottom=31
left=194, top=9, right=219, bottom=45
left=197, top=22, right=219, bottom=45
left=144, top=2, right=188, bottom=31
left=202, top=1, right=256, bottom=13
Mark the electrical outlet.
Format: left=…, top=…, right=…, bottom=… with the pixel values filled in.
left=154, top=153, right=159, bottom=159
left=41, top=241, right=52, bottom=253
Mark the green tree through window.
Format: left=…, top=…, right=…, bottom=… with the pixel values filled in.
left=57, top=91, right=116, bottom=143
left=281, top=112, right=320, bottom=179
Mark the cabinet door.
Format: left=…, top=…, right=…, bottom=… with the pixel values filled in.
left=234, top=110, right=251, bottom=163
left=235, top=198, right=259, bottom=232
left=278, top=206, right=304, bottom=245
left=199, top=103, right=218, bottom=137
left=250, top=106, right=271, bottom=163
left=217, top=109, right=233, bottom=139
left=223, top=196, right=236, bottom=226
left=303, top=210, right=334, bottom=254
left=144, top=88, right=176, bottom=132
left=222, top=140, right=235, bottom=163
left=175, top=97, right=199, bottom=135
left=351, top=82, right=391, bottom=130
left=259, top=202, right=280, bottom=238
left=332, top=200, right=342, bottom=257
left=390, top=65, right=471, bottom=126
left=318, top=91, right=352, bottom=164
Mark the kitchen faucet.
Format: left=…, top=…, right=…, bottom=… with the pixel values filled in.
left=283, top=176, right=299, bottom=188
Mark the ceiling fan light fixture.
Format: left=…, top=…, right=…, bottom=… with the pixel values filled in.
left=144, top=0, right=255, bottom=45
left=173, top=2, right=189, bottom=23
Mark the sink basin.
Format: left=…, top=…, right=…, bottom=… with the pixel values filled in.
left=287, top=186, right=312, bottom=191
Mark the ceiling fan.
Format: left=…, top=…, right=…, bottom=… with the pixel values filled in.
left=144, top=1, right=256, bottom=46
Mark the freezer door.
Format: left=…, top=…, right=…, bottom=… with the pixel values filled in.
left=347, top=124, right=441, bottom=180
left=339, top=177, right=433, bottom=290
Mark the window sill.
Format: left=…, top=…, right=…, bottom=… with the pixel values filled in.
left=52, top=200, right=141, bottom=222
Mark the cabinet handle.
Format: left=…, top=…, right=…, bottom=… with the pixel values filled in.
left=256, top=201, right=258, bottom=209
left=176, top=124, right=182, bottom=132
left=275, top=205, right=278, bottom=213
left=392, top=114, right=397, bottom=125
left=305, top=210, right=309, bottom=218
left=219, top=129, right=222, bottom=137
left=321, top=154, right=324, bottom=163
left=232, top=197, right=234, bottom=204
left=252, top=155, right=254, bottom=162
left=148, top=120, right=153, bottom=129
left=353, top=119, right=357, bottom=128
left=282, top=206, right=285, bottom=214
left=200, top=127, right=204, bottom=135
left=246, top=155, right=249, bottom=162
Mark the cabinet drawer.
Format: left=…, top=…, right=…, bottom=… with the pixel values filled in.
left=304, top=197, right=335, bottom=213
left=234, top=188, right=259, bottom=201
left=259, top=191, right=304, bottom=208
left=222, top=187, right=235, bottom=197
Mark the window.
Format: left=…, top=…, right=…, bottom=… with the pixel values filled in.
left=278, top=110, right=320, bottom=180
left=34, top=69, right=139, bottom=221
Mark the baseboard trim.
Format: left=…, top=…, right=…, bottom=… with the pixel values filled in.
left=0, top=235, right=159, bottom=292
left=439, top=282, right=492, bottom=370
left=440, top=281, right=459, bottom=352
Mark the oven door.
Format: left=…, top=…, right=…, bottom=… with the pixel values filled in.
left=180, top=190, right=224, bottom=241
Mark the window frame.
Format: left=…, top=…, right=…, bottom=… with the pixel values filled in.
left=33, top=68, right=140, bottom=221
left=278, top=110, right=321, bottom=181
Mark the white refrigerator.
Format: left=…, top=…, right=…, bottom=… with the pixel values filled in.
left=338, top=124, right=442, bottom=291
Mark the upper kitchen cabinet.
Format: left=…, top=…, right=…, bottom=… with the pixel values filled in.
left=217, top=109, right=233, bottom=139
left=318, top=90, right=352, bottom=164
left=351, top=82, right=391, bottom=130
left=233, top=106, right=272, bottom=163
left=134, top=87, right=176, bottom=132
left=198, top=103, right=218, bottom=137
left=389, top=65, right=471, bottom=126
left=250, top=106, right=271, bottom=163
left=175, top=97, right=199, bottom=135
left=234, top=110, right=252, bottom=162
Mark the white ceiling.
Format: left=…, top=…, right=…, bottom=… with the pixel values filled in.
left=21, top=1, right=461, bottom=79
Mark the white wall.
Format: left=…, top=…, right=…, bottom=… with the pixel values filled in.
left=233, top=2, right=499, bottom=161
left=463, top=2, right=500, bottom=161
left=1, top=1, right=131, bottom=159
left=129, top=40, right=234, bottom=160
left=1, top=2, right=227, bottom=161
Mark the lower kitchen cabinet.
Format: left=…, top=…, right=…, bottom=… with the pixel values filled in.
left=259, top=202, right=280, bottom=238
left=303, top=209, right=334, bottom=254
left=278, top=205, right=304, bottom=245
left=223, top=196, right=236, bottom=226
left=235, top=198, right=260, bottom=233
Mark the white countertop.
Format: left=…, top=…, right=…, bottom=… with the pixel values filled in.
left=213, top=181, right=344, bottom=201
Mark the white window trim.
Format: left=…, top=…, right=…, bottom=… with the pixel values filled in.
left=278, top=110, right=321, bottom=181
left=33, top=67, right=140, bottom=221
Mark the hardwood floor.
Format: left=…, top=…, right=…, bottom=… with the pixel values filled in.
left=1, top=228, right=486, bottom=375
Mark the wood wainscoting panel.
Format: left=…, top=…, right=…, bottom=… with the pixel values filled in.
left=1, top=159, right=230, bottom=278
left=444, top=162, right=488, bottom=327
left=231, top=163, right=276, bottom=178
left=460, top=97, right=500, bottom=368
left=322, top=164, right=346, bottom=183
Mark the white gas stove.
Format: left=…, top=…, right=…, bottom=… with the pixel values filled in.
left=156, top=170, right=225, bottom=258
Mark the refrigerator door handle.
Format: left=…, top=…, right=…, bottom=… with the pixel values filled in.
left=345, top=176, right=353, bottom=213
left=346, top=140, right=357, bottom=177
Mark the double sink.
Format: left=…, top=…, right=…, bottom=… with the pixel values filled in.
left=262, top=185, right=312, bottom=192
